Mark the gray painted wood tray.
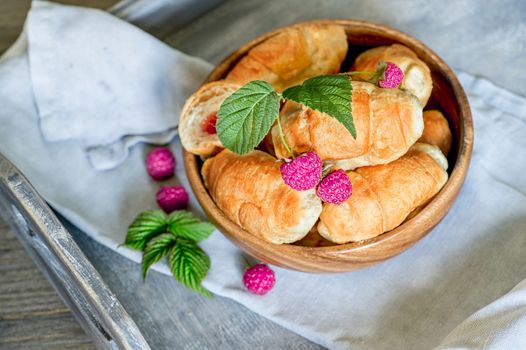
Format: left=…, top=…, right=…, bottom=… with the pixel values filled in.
left=0, top=153, right=149, bottom=349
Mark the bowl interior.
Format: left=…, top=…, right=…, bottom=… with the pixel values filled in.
left=183, top=20, right=473, bottom=272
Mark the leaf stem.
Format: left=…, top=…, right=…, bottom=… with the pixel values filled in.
left=346, top=71, right=374, bottom=75
left=241, top=255, right=253, bottom=270
left=322, top=163, right=334, bottom=178
left=276, top=114, right=294, bottom=158
left=342, top=70, right=380, bottom=82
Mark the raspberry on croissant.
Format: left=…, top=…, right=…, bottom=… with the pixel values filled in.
left=352, top=44, right=433, bottom=106
left=202, top=149, right=322, bottom=244
left=272, top=81, right=424, bottom=170
left=317, top=143, right=448, bottom=244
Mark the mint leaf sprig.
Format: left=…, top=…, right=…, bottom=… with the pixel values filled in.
left=124, top=210, right=215, bottom=297
left=217, top=75, right=355, bottom=157
left=216, top=81, right=280, bottom=155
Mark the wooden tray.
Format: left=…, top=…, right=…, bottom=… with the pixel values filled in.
left=0, top=153, right=149, bottom=349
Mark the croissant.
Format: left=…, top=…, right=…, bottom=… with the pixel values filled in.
left=179, top=81, right=240, bottom=157
left=225, top=23, right=348, bottom=92
left=202, top=149, right=322, bottom=244
left=353, top=44, right=433, bottom=106
left=317, top=143, right=448, bottom=244
left=418, top=110, right=452, bottom=155
left=272, top=81, right=423, bottom=170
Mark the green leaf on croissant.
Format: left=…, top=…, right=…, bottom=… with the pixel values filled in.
left=142, top=233, right=177, bottom=278
left=167, top=210, right=215, bottom=242
left=217, top=80, right=281, bottom=154
left=282, top=75, right=356, bottom=138
left=124, top=210, right=167, bottom=250
left=169, top=238, right=212, bottom=297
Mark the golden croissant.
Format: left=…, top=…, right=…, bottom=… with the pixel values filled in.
left=318, top=143, right=448, bottom=244
left=418, top=110, right=452, bottom=156
left=272, top=81, right=424, bottom=170
left=226, top=23, right=348, bottom=92
left=353, top=44, right=433, bottom=106
left=202, top=149, right=322, bottom=244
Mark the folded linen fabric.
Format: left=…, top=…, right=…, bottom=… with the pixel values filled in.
left=26, top=1, right=211, bottom=170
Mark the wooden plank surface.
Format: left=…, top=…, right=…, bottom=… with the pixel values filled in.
left=0, top=1, right=30, bottom=54
left=0, top=220, right=95, bottom=350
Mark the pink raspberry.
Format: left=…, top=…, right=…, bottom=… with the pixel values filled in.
left=316, top=169, right=352, bottom=204
left=280, top=152, right=322, bottom=191
left=243, top=264, right=275, bottom=295
left=378, top=62, right=404, bottom=89
left=146, top=147, right=175, bottom=181
left=156, top=186, right=189, bottom=213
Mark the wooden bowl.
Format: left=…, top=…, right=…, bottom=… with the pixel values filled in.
left=183, top=20, right=473, bottom=273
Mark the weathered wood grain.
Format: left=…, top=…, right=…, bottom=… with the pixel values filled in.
left=0, top=1, right=30, bottom=54
left=0, top=220, right=95, bottom=350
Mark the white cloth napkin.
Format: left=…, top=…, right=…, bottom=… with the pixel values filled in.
left=2, top=2, right=526, bottom=349
left=26, top=1, right=211, bottom=170
left=437, top=278, right=526, bottom=349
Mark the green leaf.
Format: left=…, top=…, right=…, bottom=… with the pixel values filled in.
left=124, top=211, right=167, bottom=250
left=169, top=238, right=212, bottom=297
left=124, top=209, right=215, bottom=297
left=216, top=80, right=281, bottom=154
left=282, top=75, right=356, bottom=138
left=167, top=211, right=215, bottom=242
left=142, top=233, right=177, bottom=278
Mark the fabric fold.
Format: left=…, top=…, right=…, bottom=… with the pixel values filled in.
left=26, top=1, right=212, bottom=169
left=436, top=279, right=526, bottom=349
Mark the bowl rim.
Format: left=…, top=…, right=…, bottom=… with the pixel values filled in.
left=182, top=19, right=474, bottom=270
